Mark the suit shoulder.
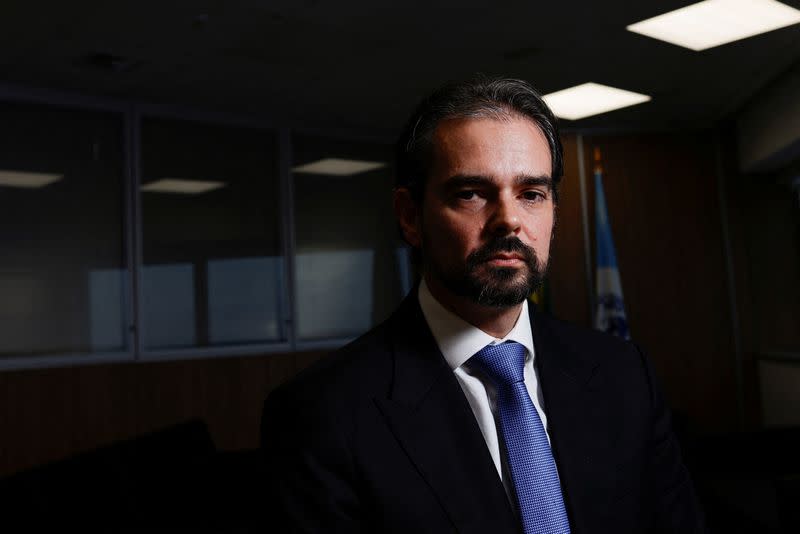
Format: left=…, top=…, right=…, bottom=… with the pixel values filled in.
left=536, top=312, right=644, bottom=368
left=535, top=313, right=659, bottom=410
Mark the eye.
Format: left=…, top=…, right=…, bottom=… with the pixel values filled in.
left=522, top=190, right=546, bottom=202
left=455, top=190, right=479, bottom=201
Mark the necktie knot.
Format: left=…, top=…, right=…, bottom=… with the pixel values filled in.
left=470, top=341, right=527, bottom=387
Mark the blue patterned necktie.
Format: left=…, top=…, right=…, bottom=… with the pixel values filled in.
left=470, top=341, right=570, bottom=534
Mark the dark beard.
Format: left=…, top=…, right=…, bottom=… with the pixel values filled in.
left=428, top=236, right=547, bottom=308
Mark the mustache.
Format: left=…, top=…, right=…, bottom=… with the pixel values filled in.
left=466, top=236, right=537, bottom=266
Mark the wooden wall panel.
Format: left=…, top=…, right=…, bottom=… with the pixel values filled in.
left=548, top=134, right=592, bottom=326
left=0, top=351, right=326, bottom=477
left=580, top=132, right=738, bottom=431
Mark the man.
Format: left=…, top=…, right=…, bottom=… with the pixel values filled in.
left=260, top=77, right=704, bottom=533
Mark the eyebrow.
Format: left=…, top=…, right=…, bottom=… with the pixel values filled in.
left=444, top=174, right=553, bottom=189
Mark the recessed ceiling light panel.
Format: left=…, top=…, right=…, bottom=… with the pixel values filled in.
left=0, top=170, right=63, bottom=189
left=141, top=179, right=226, bottom=194
left=543, top=83, right=652, bottom=120
left=627, top=0, right=800, bottom=51
left=292, top=158, right=386, bottom=176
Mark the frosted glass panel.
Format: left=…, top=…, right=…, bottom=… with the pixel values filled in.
left=140, top=117, right=284, bottom=350
left=207, top=256, right=284, bottom=344
left=292, top=134, right=404, bottom=342
left=142, top=264, right=196, bottom=349
left=88, top=269, right=126, bottom=351
left=395, top=246, right=414, bottom=298
left=295, top=250, right=374, bottom=340
left=0, top=102, right=127, bottom=358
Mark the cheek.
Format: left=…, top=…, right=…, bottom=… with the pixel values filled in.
left=537, top=238, right=552, bottom=263
left=424, top=207, right=479, bottom=247
left=526, top=216, right=555, bottom=258
left=441, top=217, right=482, bottom=258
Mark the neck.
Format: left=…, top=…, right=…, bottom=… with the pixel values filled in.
left=424, top=274, right=523, bottom=339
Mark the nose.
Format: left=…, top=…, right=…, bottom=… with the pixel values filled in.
left=487, top=194, right=521, bottom=237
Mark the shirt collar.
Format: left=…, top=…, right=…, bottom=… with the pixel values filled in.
left=418, top=279, right=535, bottom=371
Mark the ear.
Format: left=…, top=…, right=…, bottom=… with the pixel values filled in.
left=393, top=187, right=422, bottom=248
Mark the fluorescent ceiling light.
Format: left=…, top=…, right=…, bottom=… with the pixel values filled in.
left=0, top=170, right=63, bottom=189
left=627, top=0, right=800, bottom=51
left=542, top=83, right=651, bottom=120
left=292, top=158, right=386, bottom=176
left=141, top=178, right=226, bottom=194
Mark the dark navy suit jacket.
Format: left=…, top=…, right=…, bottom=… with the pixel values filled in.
left=260, top=293, right=705, bottom=533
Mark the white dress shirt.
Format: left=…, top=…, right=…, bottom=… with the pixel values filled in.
left=417, top=280, right=554, bottom=494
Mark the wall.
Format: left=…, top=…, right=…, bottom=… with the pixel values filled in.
left=559, top=131, right=739, bottom=431
left=722, top=123, right=800, bottom=427
left=737, top=63, right=800, bottom=172
left=547, top=134, right=592, bottom=326
left=0, top=351, right=325, bottom=477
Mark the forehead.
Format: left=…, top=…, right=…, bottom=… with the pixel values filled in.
left=429, top=116, right=552, bottom=182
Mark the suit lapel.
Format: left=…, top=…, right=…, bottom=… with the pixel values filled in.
left=531, top=309, right=615, bottom=533
left=375, top=295, right=520, bottom=534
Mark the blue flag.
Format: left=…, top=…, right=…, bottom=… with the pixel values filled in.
left=594, top=158, right=630, bottom=340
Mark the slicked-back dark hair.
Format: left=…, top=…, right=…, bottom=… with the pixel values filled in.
left=396, top=75, right=563, bottom=203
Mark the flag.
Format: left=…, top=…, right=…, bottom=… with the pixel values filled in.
left=593, top=149, right=630, bottom=339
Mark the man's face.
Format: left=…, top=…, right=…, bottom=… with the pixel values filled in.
left=409, top=115, right=555, bottom=308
